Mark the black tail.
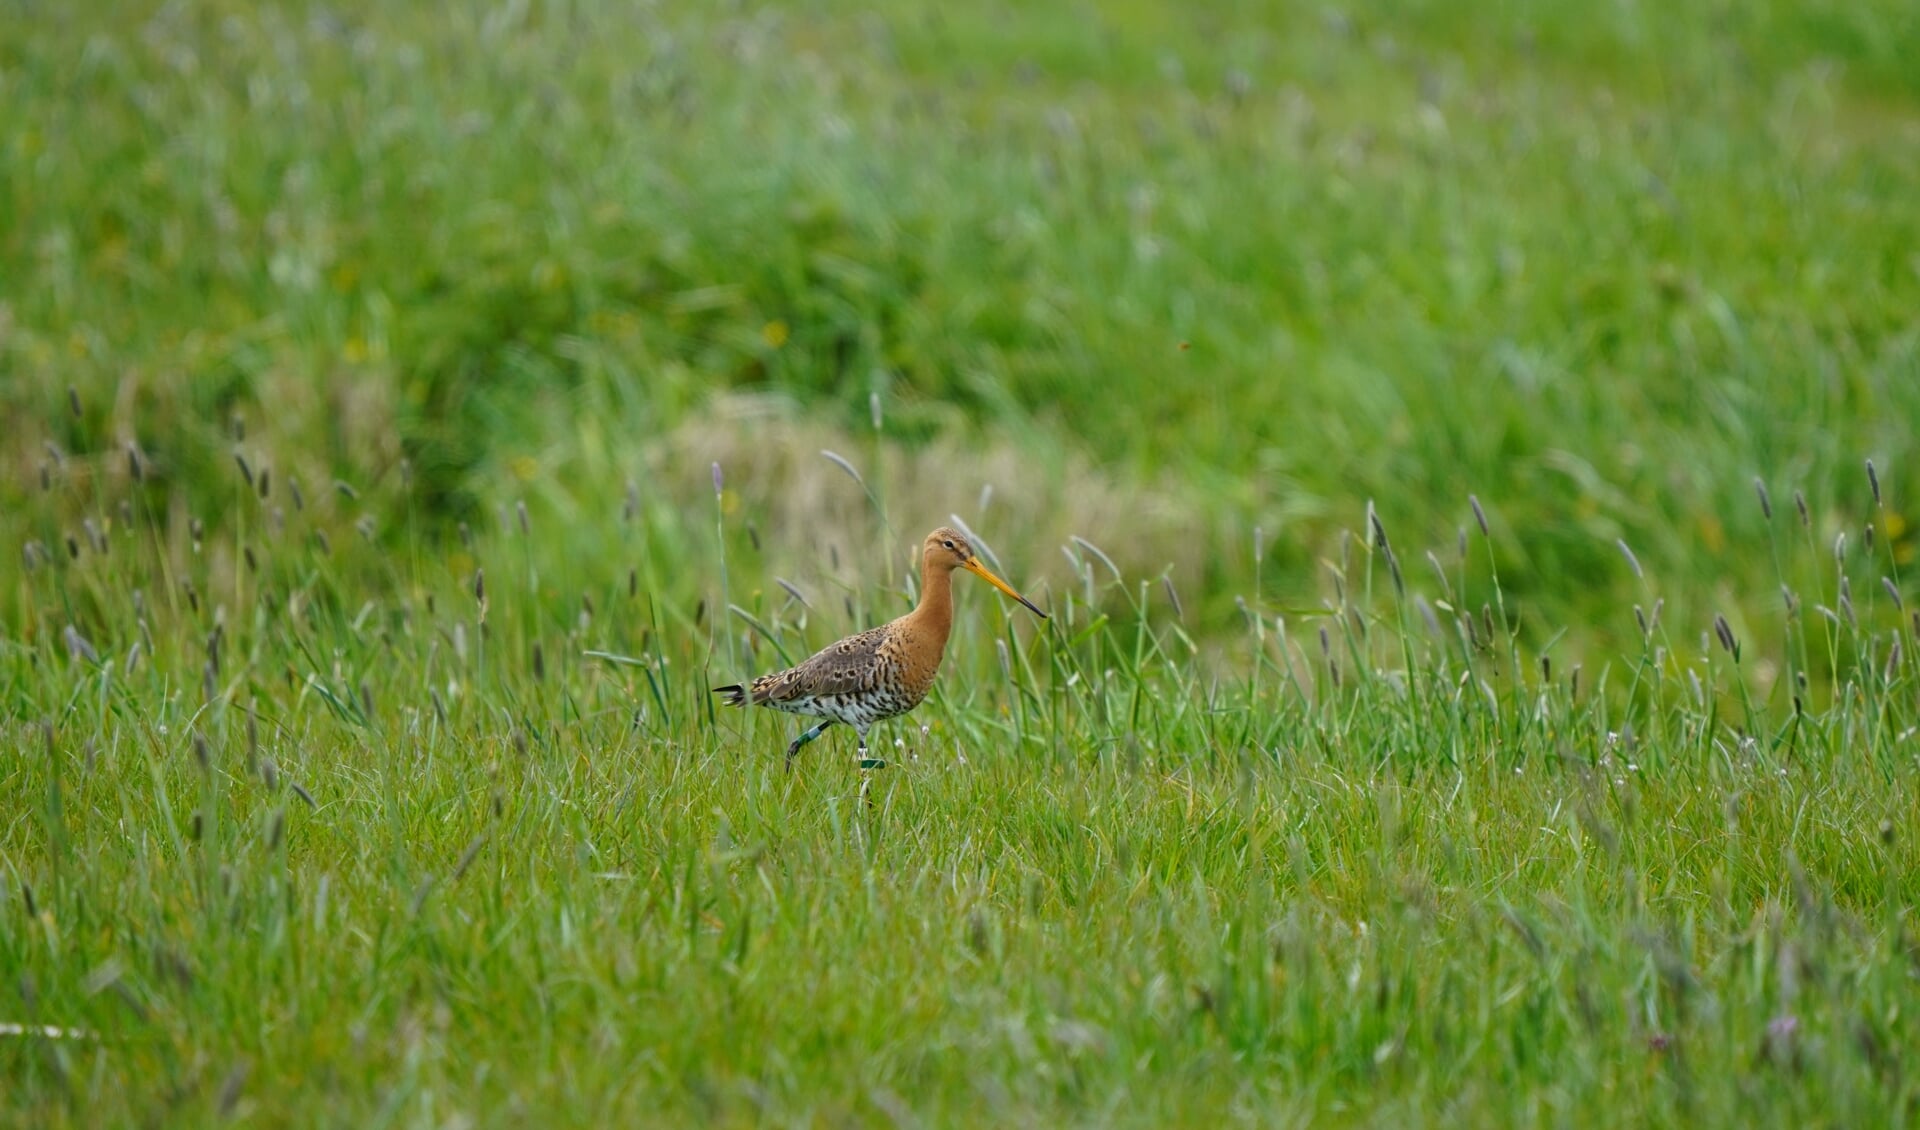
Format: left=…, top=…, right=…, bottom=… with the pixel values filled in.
left=713, top=684, right=749, bottom=707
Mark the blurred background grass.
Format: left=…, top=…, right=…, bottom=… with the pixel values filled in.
left=5, top=0, right=1918, bottom=655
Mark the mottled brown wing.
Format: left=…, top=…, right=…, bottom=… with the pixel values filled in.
left=748, top=624, right=890, bottom=703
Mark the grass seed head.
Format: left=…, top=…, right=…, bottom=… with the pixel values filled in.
left=1713, top=614, right=1737, bottom=658
left=1617, top=539, right=1643, bottom=579
left=820, top=449, right=863, bottom=487
left=1426, top=550, right=1453, bottom=602
left=1753, top=477, right=1772, bottom=520
left=1071, top=534, right=1119, bottom=582
left=1470, top=494, right=1489, bottom=536
left=1416, top=594, right=1441, bottom=638
left=1883, top=577, right=1903, bottom=612
left=1795, top=489, right=1808, bottom=527
left=1867, top=458, right=1882, bottom=506
left=454, top=834, right=488, bottom=882
left=63, top=625, right=99, bottom=664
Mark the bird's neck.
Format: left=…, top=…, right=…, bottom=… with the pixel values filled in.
left=908, top=558, right=956, bottom=640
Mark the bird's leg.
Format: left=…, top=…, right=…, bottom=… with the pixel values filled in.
left=785, top=719, right=835, bottom=772
left=856, top=724, right=885, bottom=771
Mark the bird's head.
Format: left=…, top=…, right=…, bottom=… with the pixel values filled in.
left=923, top=526, right=1047, bottom=619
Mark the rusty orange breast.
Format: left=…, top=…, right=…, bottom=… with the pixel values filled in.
left=880, top=613, right=950, bottom=702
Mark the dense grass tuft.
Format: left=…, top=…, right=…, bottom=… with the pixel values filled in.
left=5, top=401, right=1920, bottom=1123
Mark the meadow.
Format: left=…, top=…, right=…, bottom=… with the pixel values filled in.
left=4, top=0, right=1920, bottom=1125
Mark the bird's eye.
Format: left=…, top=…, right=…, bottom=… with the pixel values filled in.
left=942, top=539, right=955, bottom=550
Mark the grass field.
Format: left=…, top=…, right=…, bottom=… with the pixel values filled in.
left=5, top=0, right=1920, bottom=1125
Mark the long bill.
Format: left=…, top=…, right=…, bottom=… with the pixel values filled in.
left=963, top=558, right=1049, bottom=619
